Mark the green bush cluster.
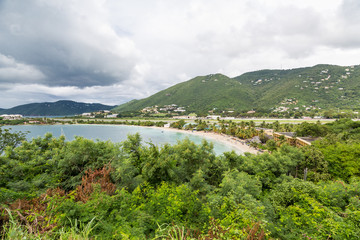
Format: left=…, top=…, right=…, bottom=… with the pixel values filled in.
left=1, top=120, right=360, bottom=239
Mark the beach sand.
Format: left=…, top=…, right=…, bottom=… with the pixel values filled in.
left=151, top=126, right=259, bottom=154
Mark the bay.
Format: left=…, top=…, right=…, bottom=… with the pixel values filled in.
left=3, top=124, right=242, bottom=155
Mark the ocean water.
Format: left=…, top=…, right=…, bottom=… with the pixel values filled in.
left=3, top=124, right=242, bottom=155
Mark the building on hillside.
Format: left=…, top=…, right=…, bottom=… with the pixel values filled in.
left=174, top=107, right=186, bottom=112
left=141, top=106, right=159, bottom=113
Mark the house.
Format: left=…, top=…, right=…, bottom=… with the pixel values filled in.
left=105, top=114, right=118, bottom=118
left=174, top=107, right=186, bottom=112
left=273, top=132, right=315, bottom=147
left=28, top=120, right=40, bottom=124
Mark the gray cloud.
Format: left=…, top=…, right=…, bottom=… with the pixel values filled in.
left=0, top=0, right=359, bottom=108
left=0, top=0, right=140, bottom=87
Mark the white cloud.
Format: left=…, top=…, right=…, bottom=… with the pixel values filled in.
left=0, top=54, right=45, bottom=82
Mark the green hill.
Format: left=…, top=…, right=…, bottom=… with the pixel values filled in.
left=235, top=64, right=360, bottom=110
left=113, top=64, right=360, bottom=114
left=114, top=74, right=254, bottom=113
left=0, top=100, right=115, bottom=116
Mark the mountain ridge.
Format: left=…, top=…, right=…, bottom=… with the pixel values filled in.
left=113, top=64, right=360, bottom=114
left=0, top=100, right=115, bottom=116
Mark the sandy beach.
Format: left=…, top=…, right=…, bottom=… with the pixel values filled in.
left=151, top=126, right=259, bottom=154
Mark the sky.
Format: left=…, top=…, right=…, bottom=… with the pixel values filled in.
left=0, top=0, right=360, bottom=108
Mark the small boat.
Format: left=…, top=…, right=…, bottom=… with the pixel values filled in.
left=61, top=127, right=65, bottom=137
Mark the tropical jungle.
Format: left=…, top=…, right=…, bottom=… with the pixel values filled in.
left=1, top=118, right=360, bottom=239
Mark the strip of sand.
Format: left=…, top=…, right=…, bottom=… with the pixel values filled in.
left=151, top=126, right=259, bottom=154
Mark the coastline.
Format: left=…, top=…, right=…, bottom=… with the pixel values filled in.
left=150, top=126, right=259, bottom=154
left=4, top=122, right=260, bottom=155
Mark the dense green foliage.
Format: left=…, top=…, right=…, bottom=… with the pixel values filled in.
left=0, top=128, right=27, bottom=155
left=235, top=64, right=360, bottom=110
left=113, top=74, right=254, bottom=113
left=113, top=64, right=360, bottom=115
left=0, top=100, right=115, bottom=116
left=1, top=119, right=360, bottom=239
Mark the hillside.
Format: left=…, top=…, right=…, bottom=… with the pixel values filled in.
left=113, top=64, right=360, bottom=114
left=114, top=74, right=254, bottom=113
left=0, top=100, right=115, bottom=116
left=235, top=64, right=360, bottom=110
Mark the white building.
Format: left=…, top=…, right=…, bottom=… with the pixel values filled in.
left=1, top=114, right=23, bottom=120
left=221, top=117, right=235, bottom=120
left=105, top=114, right=118, bottom=118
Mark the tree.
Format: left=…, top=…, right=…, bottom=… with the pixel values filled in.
left=170, top=120, right=185, bottom=129
left=298, top=146, right=329, bottom=181
left=0, top=128, right=27, bottom=154
left=265, top=139, right=277, bottom=152
left=272, top=121, right=280, bottom=132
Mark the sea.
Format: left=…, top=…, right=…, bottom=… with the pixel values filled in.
left=2, top=124, right=242, bottom=155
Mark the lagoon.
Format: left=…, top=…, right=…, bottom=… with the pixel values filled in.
left=3, top=124, right=242, bottom=155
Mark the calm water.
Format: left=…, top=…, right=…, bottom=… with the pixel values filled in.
left=3, top=124, right=242, bottom=155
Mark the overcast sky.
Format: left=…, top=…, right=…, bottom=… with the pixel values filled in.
left=0, top=0, right=359, bottom=108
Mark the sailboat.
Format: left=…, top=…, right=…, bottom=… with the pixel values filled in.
left=61, top=127, right=65, bottom=137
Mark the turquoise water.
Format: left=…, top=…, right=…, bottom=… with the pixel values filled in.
left=3, top=124, right=242, bottom=155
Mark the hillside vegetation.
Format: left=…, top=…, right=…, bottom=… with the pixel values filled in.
left=113, top=64, right=360, bottom=114
left=114, top=74, right=254, bottom=113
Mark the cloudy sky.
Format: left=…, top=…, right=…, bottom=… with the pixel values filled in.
left=0, top=0, right=359, bottom=108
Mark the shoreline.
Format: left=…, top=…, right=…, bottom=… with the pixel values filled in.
left=149, top=126, right=259, bottom=154
left=4, top=122, right=260, bottom=155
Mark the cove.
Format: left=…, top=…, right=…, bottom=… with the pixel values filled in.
left=3, top=124, right=243, bottom=155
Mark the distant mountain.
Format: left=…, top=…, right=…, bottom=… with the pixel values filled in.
left=113, top=64, right=360, bottom=113
left=0, top=100, right=115, bottom=116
